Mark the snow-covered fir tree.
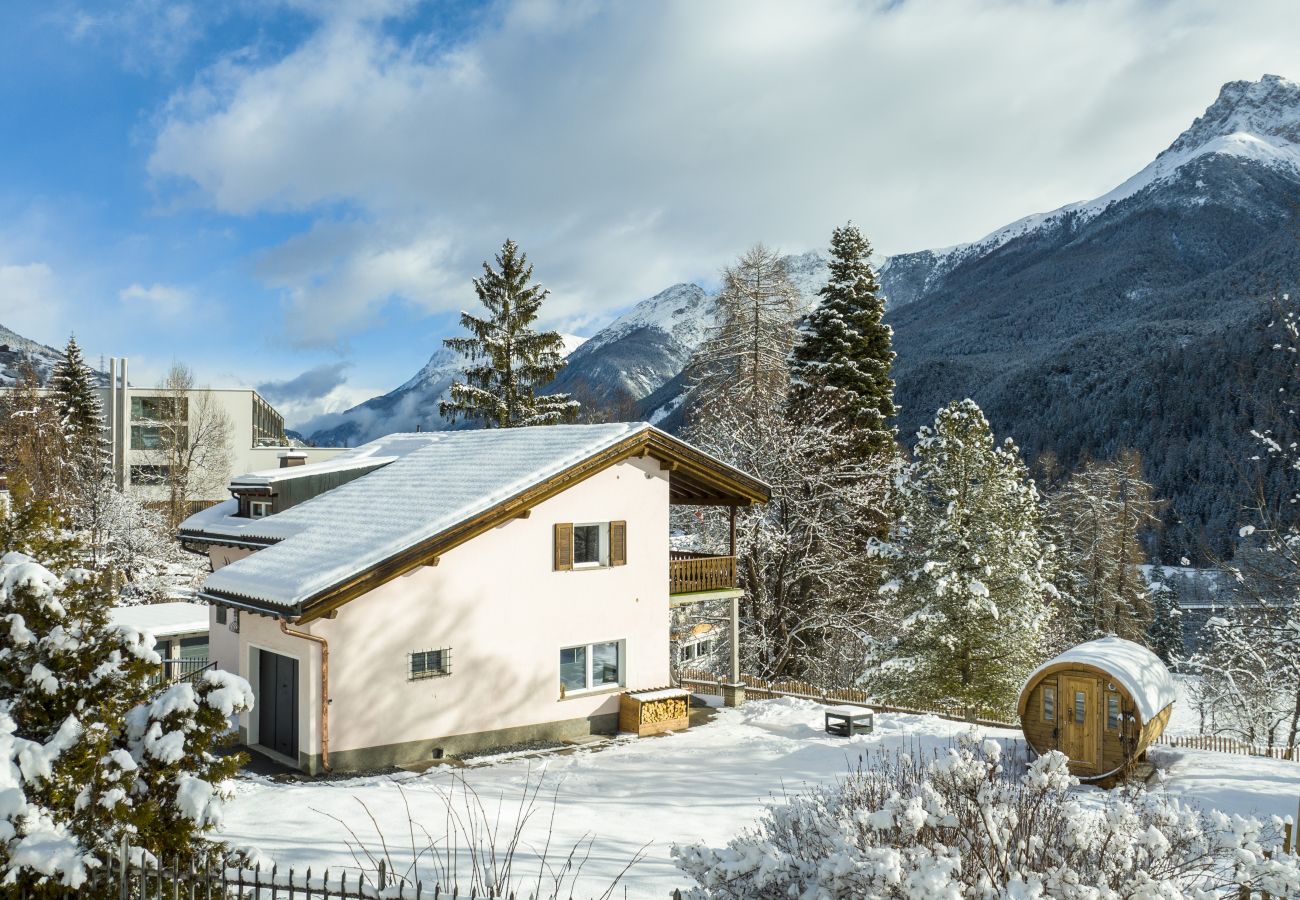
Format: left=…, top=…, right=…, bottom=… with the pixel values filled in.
left=0, top=502, right=252, bottom=888
left=440, top=239, right=579, bottom=428
left=788, top=223, right=896, bottom=455
left=1144, top=570, right=1185, bottom=664
left=871, top=399, right=1056, bottom=715
left=687, top=244, right=800, bottom=420
left=49, top=335, right=105, bottom=481
left=1045, top=451, right=1161, bottom=644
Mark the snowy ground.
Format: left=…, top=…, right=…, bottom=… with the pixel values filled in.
left=217, top=698, right=1300, bottom=898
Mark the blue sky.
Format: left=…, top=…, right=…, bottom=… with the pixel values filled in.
left=3, top=0, right=1298, bottom=430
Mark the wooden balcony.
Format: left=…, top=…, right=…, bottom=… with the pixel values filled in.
left=669, top=550, right=737, bottom=596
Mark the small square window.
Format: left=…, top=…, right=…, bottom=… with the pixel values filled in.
left=249, top=501, right=272, bottom=519
left=409, top=648, right=451, bottom=680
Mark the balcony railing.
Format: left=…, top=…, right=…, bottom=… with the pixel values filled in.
left=151, top=658, right=215, bottom=686
left=669, top=551, right=737, bottom=595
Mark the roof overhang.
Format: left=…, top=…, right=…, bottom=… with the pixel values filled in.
left=197, top=426, right=769, bottom=624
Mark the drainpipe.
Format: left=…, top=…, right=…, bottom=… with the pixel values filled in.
left=279, top=620, right=331, bottom=773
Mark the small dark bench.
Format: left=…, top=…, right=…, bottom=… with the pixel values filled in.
left=824, top=705, right=874, bottom=736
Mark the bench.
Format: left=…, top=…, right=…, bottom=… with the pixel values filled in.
left=824, top=705, right=874, bottom=737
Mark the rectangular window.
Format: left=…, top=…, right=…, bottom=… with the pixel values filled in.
left=1107, top=694, right=1121, bottom=731
left=1074, top=691, right=1086, bottom=725
left=249, top=500, right=272, bottom=519
left=131, top=424, right=188, bottom=450
left=409, top=648, right=451, bottom=680
left=216, top=607, right=227, bottom=625
left=573, top=523, right=604, bottom=566
left=560, top=640, right=624, bottom=694
left=1042, top=685, right=1055, bottom=722
left=130, top=464, right=170, bottom=485
left=131, top=396, right=188, bottom=422
left=560, top=646, right=587, bottom=692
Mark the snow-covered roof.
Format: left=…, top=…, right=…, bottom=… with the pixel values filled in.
left=1023, top=637, right=1176, bottom=722
left=229, top=433, right=442, bottom=488
left=109, top=602, right=208, bottom=639
left=198, top=423, right=729, bottom=612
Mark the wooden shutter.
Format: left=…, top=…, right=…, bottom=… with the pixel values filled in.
left=554, top=523, right=574, bottom=571
left=610, top=520, right=627, bottom=567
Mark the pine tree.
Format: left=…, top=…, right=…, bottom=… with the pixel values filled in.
left=871, top=399, right=1056, bottom=715
left=687, top=244, right=799, bottom=421
left=789, top=223, right=897, bottom=455
left=440, top=239, right=579, bottom=428
left=0, top=503, right=252, bottom=887
left=1145, top=571, right=1185, bottom=664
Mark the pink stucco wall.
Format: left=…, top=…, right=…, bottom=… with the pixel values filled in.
left=210, top=455, right=672, bottom=762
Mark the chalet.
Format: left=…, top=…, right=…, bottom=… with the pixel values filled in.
left=1017, top=636, right=1176, bottom=785
left=178, top=423, right=768, bottom=773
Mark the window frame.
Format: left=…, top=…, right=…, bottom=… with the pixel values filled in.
left=559, top=639, right=625, bottom=696
left=1106, top=692, right=1121, bottom=731
left=408, top=647, right=451, bottom=681
left=571, top=522, right=609, bottom=568
left=249, top=500, right=272, bottom=519
left=1042, top=683, right=1055, bottom=722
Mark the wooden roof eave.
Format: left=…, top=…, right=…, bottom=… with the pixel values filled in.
left=288, top=428, right=769, bottom=624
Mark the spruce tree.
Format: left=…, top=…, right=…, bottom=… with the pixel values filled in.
left=871, top=399, right=1056, bottom=715
left=1145, top=572, right=1185, bottom=663
left=50, top=335, right=108, bottom=489
left=440, top=239, right=579, bottom=428
left=789, top=223, right=897, bottom=455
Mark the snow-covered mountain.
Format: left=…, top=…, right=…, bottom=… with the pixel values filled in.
left=307, top=253, right=826, bottom=445
left=0, top=324, right=107, bottom=387
left=880, top=73, right=1300, bottom=561
left=302, top=333, right=587, bottom=447
left=880, top=74, right=1300, bottom=308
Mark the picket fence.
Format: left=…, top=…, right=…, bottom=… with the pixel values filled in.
left=33, top=846, right=687, bottom=900
left=1154, top=732, right=1300, bottom=761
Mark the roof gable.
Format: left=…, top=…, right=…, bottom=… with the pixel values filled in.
left=192, top=423, right=767, bottom=620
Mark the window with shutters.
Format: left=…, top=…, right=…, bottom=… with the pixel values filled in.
left=555, top=521, right=627, bottom=570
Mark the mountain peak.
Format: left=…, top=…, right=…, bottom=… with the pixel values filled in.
left=1164, top=74, right=1300, bottom=158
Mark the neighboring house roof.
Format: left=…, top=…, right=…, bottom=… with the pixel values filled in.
left=1020, top=636, right=1177, bottom=722
left=183, top=423, right=769, bottom=621
left=109, top=602, right=209, bottom=640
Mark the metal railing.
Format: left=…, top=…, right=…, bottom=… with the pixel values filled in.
left=150, top=658, right=215, bottom=686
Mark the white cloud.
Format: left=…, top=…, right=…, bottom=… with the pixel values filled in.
left=119, top=282, right=192, bottom=315
left=0, top=261, right=65, bottom=345
left=147, top=0, right=1300, bottom=344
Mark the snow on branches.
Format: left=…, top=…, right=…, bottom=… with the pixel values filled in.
left=673, top=735, right=1300, bottom=899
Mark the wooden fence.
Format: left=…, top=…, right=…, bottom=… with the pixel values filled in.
left=676, top=667, right=1019, bottom=728
left=1154, top=733, right=1300, bottom=761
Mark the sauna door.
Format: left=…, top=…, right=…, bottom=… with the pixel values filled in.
left=1060, top=675, right=1099, bottom=771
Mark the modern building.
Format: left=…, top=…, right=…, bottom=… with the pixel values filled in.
left=178, top=423, right=768, bottom=774
left=102, top=357, right=344, bottom=505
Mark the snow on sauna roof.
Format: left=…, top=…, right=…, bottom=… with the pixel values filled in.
left=109, top=602, right=208, bottom=639
left=1024, top=637, right=1177, bottom=721
left=191, top=422, right=770, bottom=615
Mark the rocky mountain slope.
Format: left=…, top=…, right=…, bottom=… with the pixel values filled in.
left=0, top=324, right=67, bottom=386
left=882, top=73, right=1300, bottom=560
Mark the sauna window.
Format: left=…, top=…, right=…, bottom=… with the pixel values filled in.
left=1042, top=685, right=1055, bottom=722
left=1073, top=691, right=1086, bottom=725
left=1107, top=693, right=1121, bottom=731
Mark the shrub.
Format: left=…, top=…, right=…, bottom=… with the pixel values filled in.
left=673, top=736, right=1300, bottom=898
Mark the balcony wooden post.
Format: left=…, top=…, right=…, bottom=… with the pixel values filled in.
left=724, top=504, right=744, bottom=706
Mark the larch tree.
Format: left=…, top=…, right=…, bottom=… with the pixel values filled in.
left=1045, top=451, right=1161, bottom=644
left=139, top=363, right=233, bottom=531
left=440, top=239, right=579, bottom=428
left=0, top=360, right=67, bottom=504
left=788, top=223, right=897, bottom=456
left=687, top=243, right=800, bottom=422
left=871, top=399, right=1056, bottom=716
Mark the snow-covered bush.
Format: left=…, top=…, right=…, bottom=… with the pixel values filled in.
left=0, top=510, right=252, bottom=890
left=673, top=736, right=1300, bottom=899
